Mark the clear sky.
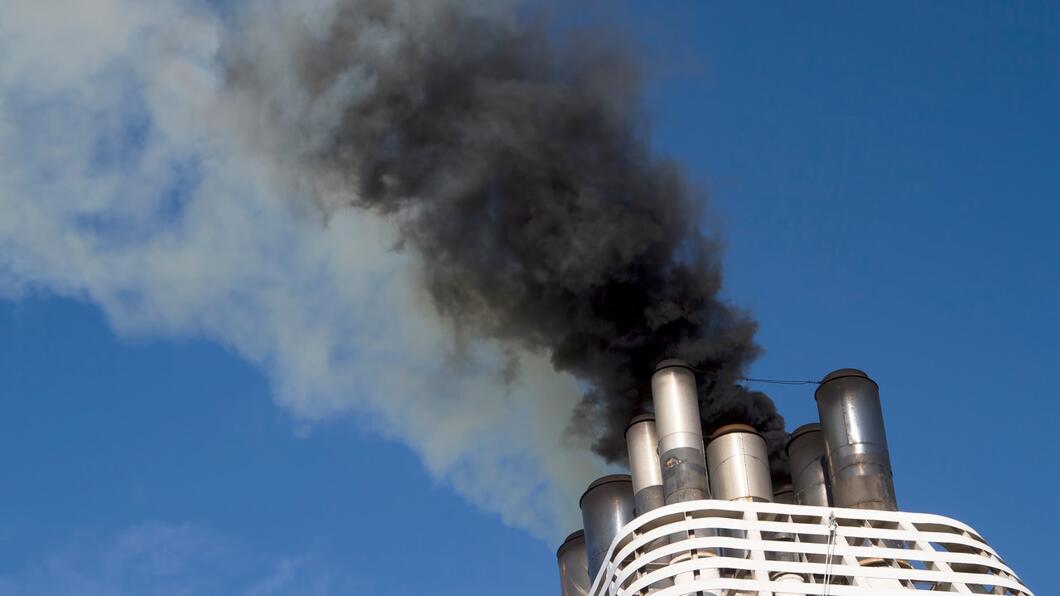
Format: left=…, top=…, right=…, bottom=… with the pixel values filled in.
left=1, top=1, right=1057, bottom=594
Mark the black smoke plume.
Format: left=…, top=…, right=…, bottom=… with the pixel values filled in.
left=223, top=0, right=787, bottom=479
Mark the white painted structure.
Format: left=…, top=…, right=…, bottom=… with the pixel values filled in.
left=587, top=499, right=1032, bottom=595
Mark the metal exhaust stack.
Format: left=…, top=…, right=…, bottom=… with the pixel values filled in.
left=786, top=423, right=832, bottom=507
left=650, top=359, right=710, bottom=503
left=556, top=530, right=591, bottom=596
left=773, top=483, right=795, bottom=505
left=706, top=424, right=775, bottom=568
left=769, top=480, right=808, bottom=591
left=650, top=361, right=717, bottom=593
left=625, top=415, right=675, bottom=591
left=785, top=423, right=833, bottom=566
left=817, top=370, right=904, bottom=589
left=705, top=423, right=773, bottom=502
left=815, top=369, right=898, bottom=511
left=625, top=415, right=665, bottom=515
left=579, top=474, right=636, bottom=583
left=705, top=425, right=807, bottom=591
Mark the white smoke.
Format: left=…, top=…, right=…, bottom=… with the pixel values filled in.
left=0, top=0, right=605, bottom=541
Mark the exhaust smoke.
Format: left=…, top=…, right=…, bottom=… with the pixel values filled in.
left=222, top=0, right=787, bottom=469
left=0, top=0, right=794, bottom=542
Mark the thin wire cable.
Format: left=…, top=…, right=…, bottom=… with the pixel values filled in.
left=684, top=365, right=821, bottom=386
left=740, top=377, right=820, bottom=386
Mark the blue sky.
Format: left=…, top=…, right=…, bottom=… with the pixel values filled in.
left=1, top=1, right=1057, bottom=594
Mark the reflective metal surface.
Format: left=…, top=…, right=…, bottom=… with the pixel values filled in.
left=625, top=415, right=665, bottom=515
left=773, top=483, right=795, bottom=505
left=785, top=423, right=831, bottom=564
left=651, top=360, right=710, bottom=503
left=579, top=474, right=636, bottom=581
left=772, top=572, right=808, bottom=595
left=766, top=483, right=802, bottom=569
left=705, top=424, right=773, bottom=502
left=786, top=423, right=832, bottom=507
left=651, top=360, right=704, bottom=454
left=704, top=424, right=772, bottom=561
left=860, top=558, right=907, bottom=590
left=815, top=369, right=898, bottom=511
left=556, top=530, right=591, bottom=596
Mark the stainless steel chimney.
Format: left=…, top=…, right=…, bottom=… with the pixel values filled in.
left=767, top=480, right=805, bottom=579
left=705, top=424, right=773, bottom=502
left=773, top=483, right=795, bottom=505
left=705, top=423, right=773, bottom=564
left=625, top=415, right=665, bottom=515
left=624, top=414, right=673, bottom=590
left=556, top=530, right=591, bottom=596
left=785, top=423, right=832, bottom=507
left=579, top=475, right=636, bottom=583
left=650, top=359, right=710, bottom=503
left=815, top=369, right=898, bottom=511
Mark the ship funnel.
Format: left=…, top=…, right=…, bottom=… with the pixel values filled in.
left=579, top=475, right=635, bottom=583
left=650, top=360, right=710, bottom=503
left=705, top=423, right=773, bottom=564
left=786, top=423, right=832, bottom=507
left=773, top=483, right=795, bottom=505
left=556, top=530, right=591, bottom=596
left=815, top=369, right=898, bottom=511
left=625, top=415, right=665, bottom=515
left=705, top=424, right=773, bottom=502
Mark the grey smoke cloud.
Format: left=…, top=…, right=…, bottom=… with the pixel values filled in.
left=0, top=0, right=604, bottom=541
left=221, top=0, right=788, bottom=475
left=0, top=0, right=789, bottom=543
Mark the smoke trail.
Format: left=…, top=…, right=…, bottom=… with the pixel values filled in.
left=0, top=0, right=790, bottom=542
left=221, top=0, right=788, bottom=469
left=0, top=0, right=605, bottom=541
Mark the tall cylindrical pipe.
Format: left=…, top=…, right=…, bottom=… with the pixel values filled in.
left=772, top=573, right=808, bottom=595
left=706, top=423, right=773, bottom=563
left=626, top=416, right=674, bottom=591
left=580, top=475, right=636, bottom=583
left=556, top=530, right=591, bottom=596
left=815, top=369, right=898, bottom=511
left=768, top=478, right=810, bottom=590
left=651, top=359, right=710, bottom=503
left=785, top=423, right=832, bottom=566
left=625, top=415, right=665, bottom=515
left=773, top=483, right=795, bottom=505
left=859, top=558, right=908, bottom=590
left=705, top=424, right=774, bottom=502
left=786, top=423, right=832, bottom=507
left=766, top=482, right=804, bottom=573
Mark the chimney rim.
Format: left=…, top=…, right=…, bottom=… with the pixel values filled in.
left=624, top=413, right=656, bottom=434
left=707, top=423, right=760, bottom=443
left=579, top=474, right=633, bottom=509
left=556, top=529, right=585, bottom=558
left=786, top=423, right=822, bottom=452
left=815, top=368, right=877, bottom=396
left=653, top=358, right=694, bottom=374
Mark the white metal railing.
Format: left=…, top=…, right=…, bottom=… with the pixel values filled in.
left=589, top=500, right=1033, bottom=595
